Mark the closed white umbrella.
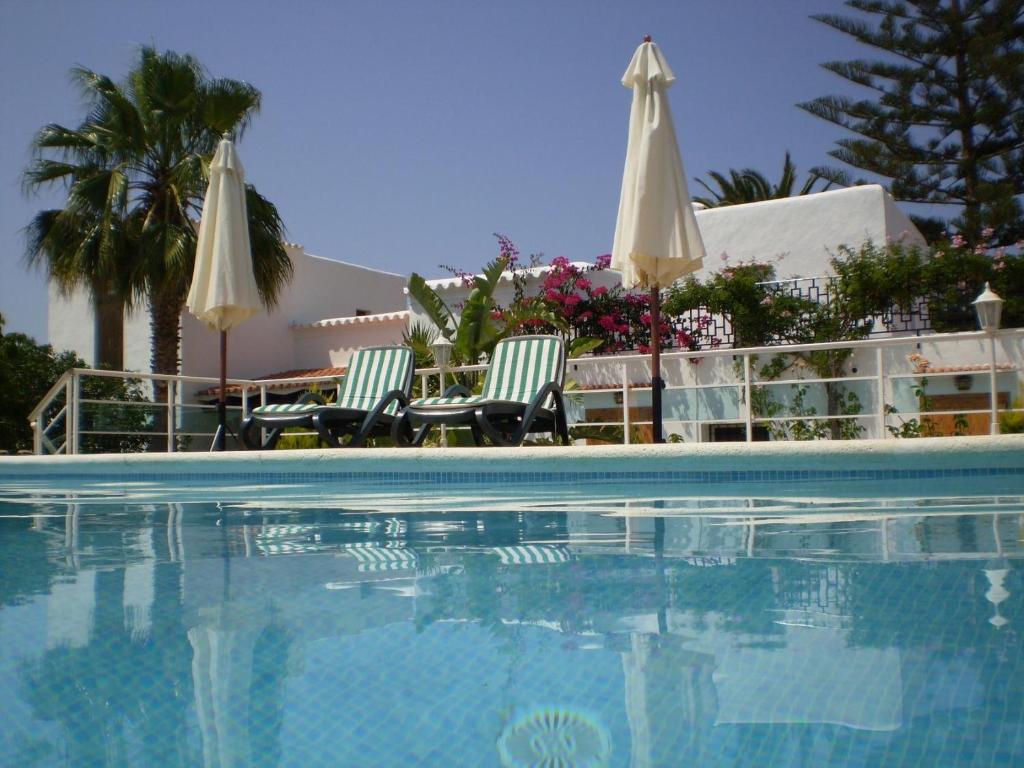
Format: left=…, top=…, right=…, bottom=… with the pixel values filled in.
left=611, top=37, right=706, bottom=443
left=186, top=137, right=261, bottom=450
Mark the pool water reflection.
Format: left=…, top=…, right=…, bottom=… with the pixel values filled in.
left=1, top=488, right=1022, bottom=767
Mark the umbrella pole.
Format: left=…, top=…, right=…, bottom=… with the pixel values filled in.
left=650, top=286, right=664, bottom=444
left=215, top=330, right=228, bottom=451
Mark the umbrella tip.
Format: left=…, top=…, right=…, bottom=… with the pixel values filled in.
left=643, top=35, right=652, bottom=43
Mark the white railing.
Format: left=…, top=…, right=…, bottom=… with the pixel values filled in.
left=27, top=329, right=1023, bottom=454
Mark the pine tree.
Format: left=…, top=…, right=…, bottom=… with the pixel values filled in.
left=800, top=0, right=1024, bottom=245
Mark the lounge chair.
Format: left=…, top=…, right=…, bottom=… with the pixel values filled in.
left=391, top=334, right=569, bottom=447
left=240, top=346, right=414, bottom=449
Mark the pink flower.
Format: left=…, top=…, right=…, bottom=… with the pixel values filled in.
left=491, top=310, right=503, bottom=321
left=982, top=226, right=995, bottom=239
left=617, top=323, right=630, bottom=334
left=591, top=286, right=608, bottom=298
left=545, top=288, right=564, bottom=303
left=640, top=313, right=652, bottom=325
left=595, top=254, right=612, bottom=269
left=676, top=331, right=693, bottom=347
left=563, top=293, right=582, bottom=309
left=551, top=256, right=570, bottom=268
left=578, top=310, right=593, bottom=321
left=951, top=234, right=966, bottom=248
left=598, top=314, right=618, bottom=331
left=638, top=344, right=650, bottom=354
left=575, top=277, right=592, bottom=291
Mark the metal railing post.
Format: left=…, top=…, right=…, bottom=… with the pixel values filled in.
left=63, top=376, right=74, bottom=455
left=260, top=385, right=269, bottom=446
left=71, top=371, right=81, bottom=455
left=166, top=379, right=176, bottom=452
left=989, top=331, right=1000, bottom=435
left=743, top=353, right=753, bottom=442
left=621, top=362, right=631, bottom=445
left=876, top=347, right=886, bottom=439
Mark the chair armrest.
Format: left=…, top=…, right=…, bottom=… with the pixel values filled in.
left=443, top=383, right=472, bottom=398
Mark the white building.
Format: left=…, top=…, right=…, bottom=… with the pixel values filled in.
left=48, top=243, right=408, bottom=391
left=410, top=184, right=926, bottom=328
left=46, top=184, right=1020, bottom=441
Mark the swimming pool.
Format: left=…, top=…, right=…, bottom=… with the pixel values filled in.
left=1, top=439, right=1022, bottom=766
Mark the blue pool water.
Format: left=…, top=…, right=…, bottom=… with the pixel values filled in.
left=1, top=471, right=1022, bottom=767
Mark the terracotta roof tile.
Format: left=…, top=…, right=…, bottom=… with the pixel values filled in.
left=199, top=366, right=346, bottom=396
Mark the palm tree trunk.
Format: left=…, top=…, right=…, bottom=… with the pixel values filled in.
left=150, top=286, right=184, bottom=382
left=149, top=285, right=184, bottom=451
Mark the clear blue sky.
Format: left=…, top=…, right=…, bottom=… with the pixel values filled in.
left=0, top=0, right=865, bottom=342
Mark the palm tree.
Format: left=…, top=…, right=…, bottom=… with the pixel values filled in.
left=24, top=47, right=292, bottom=378
left=693, top=152, right=846, bottom=208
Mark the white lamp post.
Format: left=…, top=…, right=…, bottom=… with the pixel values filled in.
left=973, top=283, right=1004, bottom=435
left=431, top=336, right=453, bottom=447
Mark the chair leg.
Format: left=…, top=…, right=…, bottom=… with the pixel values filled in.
left=263, top=427, right=283, bottom=450
left=475, top=411, right=516, bottom=446
left=411, top=423, right=433, bottom=447
left=556, top=411, right=570, bottom=445
left=240, top=417, right=259, bottom=450
left=470, top=423, right=485, bottom=446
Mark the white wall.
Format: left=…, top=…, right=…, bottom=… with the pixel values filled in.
left=691, top=184, right=926, bottom=281
left=409, top=186, right=927, bottom=333
left=293, top=314, right=410, bottom=369
left=182, top=244, right=406, bottom=384
left=47, top=283, right=95, bottom=363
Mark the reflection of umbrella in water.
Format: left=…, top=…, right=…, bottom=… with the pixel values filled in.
left=186, top=137, right=262, bottom=450
left=611, top=37, right=706, bottom=443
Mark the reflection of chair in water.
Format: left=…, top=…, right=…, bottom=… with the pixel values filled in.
left=344, top=543, right=419, bottom=572
left=492, top=545, right=572, bottom=565
left=254, top=524, right=321, bottom=556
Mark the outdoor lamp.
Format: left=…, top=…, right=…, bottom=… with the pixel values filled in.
left=973, top=282, right=1004, bottom=332
left=430, top=336, right=454, bottom=446
left=431, top=336, right=453, bottom=372
left=973, top=283, right=1004, bottom=435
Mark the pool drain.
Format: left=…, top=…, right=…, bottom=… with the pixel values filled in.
left=497, top=706, right=611, bottom=768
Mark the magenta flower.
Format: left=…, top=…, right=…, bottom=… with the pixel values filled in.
left=592, top=286, right=608, bottom=298
left=575, top=277, right=592, bottom=291
left=595, top=254, right=612, bottom=269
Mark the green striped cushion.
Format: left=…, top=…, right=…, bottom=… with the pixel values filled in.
left=336, top=346, right=413, bottom=416
left=409, top=395, right=488, bottom=409
left=250, top=402, right=320, bottom=415
left=481, top=336, right=564, bottom=404
left=251, top=346, right=412, bottom=417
